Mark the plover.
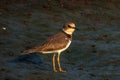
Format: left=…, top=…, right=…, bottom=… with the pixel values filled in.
left=22, top=22, right=78, bottom=72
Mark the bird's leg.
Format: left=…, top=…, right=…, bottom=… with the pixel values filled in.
left=52, top=53, right=57, bottom=72
left=57, top=52, right=66, bottom=72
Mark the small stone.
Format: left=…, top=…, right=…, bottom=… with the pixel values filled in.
left=2, top=27, right=6, bottom=30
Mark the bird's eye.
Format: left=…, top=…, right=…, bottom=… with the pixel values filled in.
left=68, top=25, right=72, bottom=28
left=68, top=25, right=75, bottom=29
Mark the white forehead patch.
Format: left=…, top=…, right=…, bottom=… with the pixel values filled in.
left=69, top=23, right=75, bottom=27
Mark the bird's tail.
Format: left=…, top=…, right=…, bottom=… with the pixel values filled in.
left=21, top=49, right=36, bottom=55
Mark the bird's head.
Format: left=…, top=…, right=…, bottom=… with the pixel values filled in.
left=63, top=22, right=78, bottom=35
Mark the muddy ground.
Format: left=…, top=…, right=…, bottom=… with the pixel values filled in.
left=0, top=0, right=120, bottom=80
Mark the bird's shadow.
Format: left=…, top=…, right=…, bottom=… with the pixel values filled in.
left=9, top=53, right=43, bottom=65
left=8, top=53, right=52, bottom=71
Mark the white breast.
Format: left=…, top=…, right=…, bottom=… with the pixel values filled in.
left=58, top=40, right=71, bottom=53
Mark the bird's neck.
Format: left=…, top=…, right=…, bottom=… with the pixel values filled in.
left=62, top=30, right=72, bottom=40
left=62, top=29, right=74, bottom=35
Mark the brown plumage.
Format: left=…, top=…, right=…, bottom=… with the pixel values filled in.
left=21, top=22, right=78, bottom=72
left=22, top=31, right=72, bottom=54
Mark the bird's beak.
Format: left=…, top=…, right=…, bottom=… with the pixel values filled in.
left=75, top=27, right=80, bottom=31
left=68, top=25, right=80, bottom=31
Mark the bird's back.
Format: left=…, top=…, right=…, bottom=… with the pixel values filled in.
left=22, top=31, right=72, bottom=54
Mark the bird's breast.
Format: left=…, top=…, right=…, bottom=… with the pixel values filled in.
left=58, top=40, right=71, bottom=53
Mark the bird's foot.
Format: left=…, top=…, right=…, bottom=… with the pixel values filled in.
left=59, top=69, right=66, bottom=72
left=53, top=69, right=58, bottom=72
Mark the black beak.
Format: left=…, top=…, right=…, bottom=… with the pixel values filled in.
left=68, top=25, right=80, bottom=31
left=71, top=27, right=80, bottom=31
left=75, top=27, right=79, bottom=31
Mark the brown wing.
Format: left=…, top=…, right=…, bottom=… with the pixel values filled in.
left=22, top=31, right=72, bottom=54
left=35, top=32, right=71, bottom=52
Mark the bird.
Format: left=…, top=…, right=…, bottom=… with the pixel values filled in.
left=21, top=22, right=79, bottom=72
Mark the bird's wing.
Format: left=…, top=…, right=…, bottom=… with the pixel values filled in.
left=34, top=32, right=70, bottom=52
left=22, top=32, right=72, bottom=54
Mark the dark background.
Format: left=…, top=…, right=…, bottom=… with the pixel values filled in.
left=0, top=0, right=120, bottom=80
